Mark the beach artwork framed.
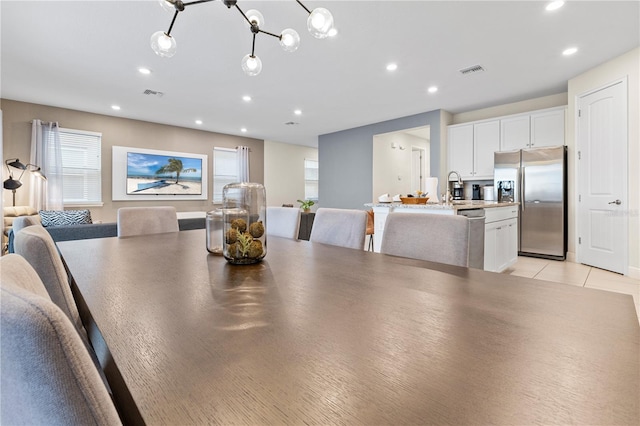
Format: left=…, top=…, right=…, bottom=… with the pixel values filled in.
left=112, top=146, right=208, bottom=201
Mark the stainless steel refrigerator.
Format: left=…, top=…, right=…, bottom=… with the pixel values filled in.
left=494, top=146, right=567, bottom=260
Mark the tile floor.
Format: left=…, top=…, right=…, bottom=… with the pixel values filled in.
left=503, top=256, right=640, bottom=324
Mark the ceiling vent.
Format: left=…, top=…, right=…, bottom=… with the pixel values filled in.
left=143, top=89, right=164, bottom=97
left=459, top=64, right=485, bottom=75
left=284, top=121, right=299, bottom=126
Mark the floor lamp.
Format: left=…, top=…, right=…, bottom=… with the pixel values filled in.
left=3, top=159, right=47, bottom=206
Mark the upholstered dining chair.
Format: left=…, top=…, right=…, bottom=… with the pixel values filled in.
left=117, top=206, right=179, bottom=237
left=11, top=214, right=41, bottom=234
left=380, top=213, right=470, bottom=267
left=266, top=206, right=301, bottom=240
left=14, top=225, right=87, bottom=336
left=0, top=254, right=122, bottom=426
left=309, top=208, right=367, bottom=250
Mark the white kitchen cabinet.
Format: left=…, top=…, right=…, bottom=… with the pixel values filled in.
left=447, top=124, right=474, bottom=179
left=500, top=114, right=530, bottom=151
left=473, top=120, right=500, bottom=179
left=499, top=107, right=565, bottom=151
left=447, top=120, right=499, bottom=180
left=530, top=108, right=565, bottom=148
left=484, top=206, right=518, bottom=272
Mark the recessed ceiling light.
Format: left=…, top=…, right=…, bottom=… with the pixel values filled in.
left=563, top=47, right=578, bottom=56
left=195, top=120, right=203, bottom=125
left=545, top=1, right=565, bottom=11
left=294, top=109, right=302, bottom=115
left=111, top=105, right=121, bottom=111
left=386, top=63, right=398, bottom=72
left=241, top=128, right=248, bottom=133
left=138, top=67, right=152, bottom=75
left=428, top=86, right=438, bottom=94
left=242, top=95, right=252, bottom=102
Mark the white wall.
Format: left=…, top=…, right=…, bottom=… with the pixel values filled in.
left=452, top=93, right=568, bottom=124
left=373, top=132, right=430, bottom=199
left=264, top=140, right=318, bottom=209
left=568, top=47, right=639, bottom=277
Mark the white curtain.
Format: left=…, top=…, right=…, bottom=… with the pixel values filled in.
left=30, top=120, right=64, bottom=211
left=237, top=146, right=250, bottom=182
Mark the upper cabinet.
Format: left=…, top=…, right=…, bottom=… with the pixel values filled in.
left=500, top=114, right=530, bottom=151
left=448, top=106, right=566, bottom=180
left=529, top=108, right=565, bottom=148
left=473, top=120, right=500, bottom=178
left=448, top=120, right=499, bottom=180
left=500, top=106, right=566, bottom=151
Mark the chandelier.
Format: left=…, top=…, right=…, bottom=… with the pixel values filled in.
left=151, top=0, right=335, bottom=76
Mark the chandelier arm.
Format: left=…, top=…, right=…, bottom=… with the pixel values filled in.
left=258, top=29, right=281, bottom=40
left=295, top=0, right=312, bottom=15
left=183, top=0, right=215, bottom=6
left=234, top=4, right=253, bottom=26
left=250, top=32, right=257, bottom=57
left=166, top=9, right=180, bottom=35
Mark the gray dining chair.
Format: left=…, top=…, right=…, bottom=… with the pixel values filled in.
left=309, top=207, right=367, bottom=250
left=117, top=206, right=179, bottom=237
left=266, top=206, right=301, bottom=239
left=11, top=214, right=41, bottom=234
left=380, top=213, right=470, bottom=267
left=14, top=225, right=87, bottom=336
left=0, top=254, right=122, bottom=426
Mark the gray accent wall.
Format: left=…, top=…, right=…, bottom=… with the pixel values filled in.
left=318, top=110, right=443, bottom=210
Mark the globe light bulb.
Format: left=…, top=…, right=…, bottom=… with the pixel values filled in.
left=150, top=31, right=177, bottom=57
left=307, top=7, right=333, bottom=39
left=241, top=54, right=262, bottom=76
left=158, top=0, right=175, bottom=13
left=279, top=28, right=300, bottom=52
left=245, top=9, right=264, bottom=27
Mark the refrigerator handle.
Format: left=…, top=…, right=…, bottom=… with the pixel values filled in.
left=520, top=166, right=525, bottom=211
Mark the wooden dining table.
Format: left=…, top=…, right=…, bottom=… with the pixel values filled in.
left=58, top=229, right=639, bottom=426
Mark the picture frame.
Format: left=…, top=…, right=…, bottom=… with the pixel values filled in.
left=112, top=146, right=208, bottom=201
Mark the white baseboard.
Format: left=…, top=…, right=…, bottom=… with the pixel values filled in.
left=628, top=266, right=640, bottom=280
left=566, top=251, right=576, bottom=263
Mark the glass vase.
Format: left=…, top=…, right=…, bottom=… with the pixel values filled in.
left=206, top=209, right=224, bottom=255
left=222, top=182, right=266, bottom=264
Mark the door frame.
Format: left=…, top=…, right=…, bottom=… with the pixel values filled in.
left=575, top=77, right=628, bottom=274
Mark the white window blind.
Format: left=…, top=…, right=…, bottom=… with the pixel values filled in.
left=57, top=128, right=102, bottom=205
left=213, top=147, right=238, bottom=203
left=304, top=159, right=318, bottom=201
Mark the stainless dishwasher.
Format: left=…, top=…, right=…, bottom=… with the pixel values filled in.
left=457, top=209, right=485, bottom=270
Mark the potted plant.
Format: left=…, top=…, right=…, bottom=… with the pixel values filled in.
left=297, top=199, right=315, bottom=213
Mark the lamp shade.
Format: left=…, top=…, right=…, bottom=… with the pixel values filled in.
left=6, top=159, right=26, bottom=170
left=279, top=29, right=300, bottom=52
left=150, top=31, right=177, bottom=57
left=241, top=54, right=262, bottom=76
left=3, top=177, right=22, bottom=190
left=307, top=8, right=334, bottom=39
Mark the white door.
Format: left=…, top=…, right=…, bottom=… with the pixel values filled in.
left=577, top=79, right=628, bottom=274
left=411, top=148, right=424, bottom=194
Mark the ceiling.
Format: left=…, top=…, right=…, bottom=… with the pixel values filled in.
left=1, top=1, right=638, bottom=147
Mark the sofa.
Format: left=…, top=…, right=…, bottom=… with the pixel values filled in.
left=5, top=207, right=205, bottom=253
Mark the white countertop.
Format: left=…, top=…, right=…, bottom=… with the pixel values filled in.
left=365, top=201, right=519, bottom=211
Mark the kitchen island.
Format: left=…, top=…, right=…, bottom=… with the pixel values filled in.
left=365, top=201, right=519, bottom=272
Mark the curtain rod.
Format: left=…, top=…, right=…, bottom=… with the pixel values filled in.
left=30, top=119, right=59, bottom=126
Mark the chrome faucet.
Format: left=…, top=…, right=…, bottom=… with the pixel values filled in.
left=447, top=170, right=463, bottom=185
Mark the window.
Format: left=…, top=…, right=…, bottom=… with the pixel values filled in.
left=57, top=128, right=102, bottom=205
left=304, top=159, right=318, bottom=201
left=213, top=147, right=238, bottom=203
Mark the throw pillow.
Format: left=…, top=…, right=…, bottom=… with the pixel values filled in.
left=39, top=210, right=93, bottom=227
